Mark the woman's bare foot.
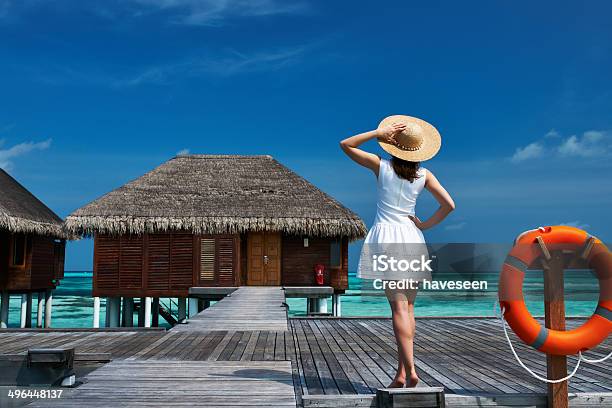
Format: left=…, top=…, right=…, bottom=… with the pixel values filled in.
left=406, top=372, right=419, bottom=388
left=387, top=378, right=406, bottom=388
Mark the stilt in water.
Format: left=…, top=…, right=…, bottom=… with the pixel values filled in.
left=137, top=297, right=145, bottom=327
left=332, top=294, right=342, bottom=317
left=37, top=291, right=44, bottom=328
left=178, top=298, right=187, bottom=322
left=20, top=294, right=27, bottom=328
left=144, top=297, right=152, bottom=328
left=152, top=298, right=160, bottom=327
left=25, top=292, right=32, bottom=328
left=93, top=297, right=100, bottom=328
left=0, top=290, right=9, bottom=328
left=188, top=297, right=198, bottom=318
left=122, top=298, right=134, bottom=327
left=107, top=297, right=120, bottom=327
left=44, top=289, right=53, bottom=328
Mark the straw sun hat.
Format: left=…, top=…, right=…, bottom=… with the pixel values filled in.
left=377, top=115, right=441, bottom=162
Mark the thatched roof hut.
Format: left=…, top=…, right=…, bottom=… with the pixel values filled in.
left=0, top=169, right=65, bottom=238
left=65, top=155, right=366, bottom=240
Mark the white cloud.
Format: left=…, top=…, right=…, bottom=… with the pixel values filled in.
left=545, top=129, right=560, bottom=138
left=511, top=142, right=544, bottom=162
left=0, top=139, right=52, bottom=170
left=130, top=0, right=309, bottom=26
left=30, top=45, right=309, bottom=88
left=558, top=130, right=609, bottom=158
left=510, top=129, right=610, bottom=163
left=445, top=221, right=467, bottom=231
left=177, top=148, right=190, bottom=155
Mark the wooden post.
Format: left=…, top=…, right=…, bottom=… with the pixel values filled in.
left=540, top=241, right=568, bottom=408
left=332, top=294, right=342, bottom=317
left=20, top=294, right=27, bottom=328
left=123, top=298, right=134, bottom=327
left=44, top=289, right=53, bottom=328
left=144, top=297, right=152, bottom=328
left=188, top=298, right=198, bottom=317
left=25, top=292, right=32, bottom=328
left=0, top=290, right=9, bottom=328
left=37, top=291, right=44, bottom=328
left=178, top=298, right=187, bottom=321
left=93, top=297, right=100, bottom=328
left=138, top=297, right=145, bottom=327
left=105, top=297, right=111, bottom=327
left=152, top=298, right=160, bottom=327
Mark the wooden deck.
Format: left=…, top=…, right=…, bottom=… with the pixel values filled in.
left=173, top=286, right=288, bottom=332
left=1, top=318, right=610, bottom=407
left=28, top=360, right=296, bottom=407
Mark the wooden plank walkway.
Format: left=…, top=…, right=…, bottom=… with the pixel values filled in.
left=1, top=318, right=610, bottom=407
left=28, top=360, right=296, bottom=407
left=173, top=286, right=288, bottom=332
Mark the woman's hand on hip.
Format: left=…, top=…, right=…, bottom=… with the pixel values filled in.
left=408, top=215, right=427, bottom=230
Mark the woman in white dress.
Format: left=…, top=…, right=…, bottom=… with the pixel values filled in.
left=340, top=115, right=455, bottom=388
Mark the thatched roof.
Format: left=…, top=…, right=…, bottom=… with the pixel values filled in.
left=65, top=155, right=366, bottom=240
left=0, top=169, right=65, bottom=238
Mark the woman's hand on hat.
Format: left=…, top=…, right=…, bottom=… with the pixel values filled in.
left=377, top=122, right=406, bottom=143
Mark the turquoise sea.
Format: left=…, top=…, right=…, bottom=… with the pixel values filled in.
left=2, top=271, right=601, bottom=328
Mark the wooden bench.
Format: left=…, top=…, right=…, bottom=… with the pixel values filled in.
left=376, top=387, right=445, bottom=408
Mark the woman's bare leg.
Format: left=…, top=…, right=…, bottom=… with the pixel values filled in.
left=386, top=288, right=419, bottom=388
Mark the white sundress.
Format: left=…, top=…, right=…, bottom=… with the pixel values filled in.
left=357, top=158, right=430, bottom=281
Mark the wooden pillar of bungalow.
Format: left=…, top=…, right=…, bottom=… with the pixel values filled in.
left=0, top=290, right=9, bottom=328
left=122, top=297, right=134, bottom=327
left=188, top=298, right=198, bottom=317
left=20, top=294, right=27, bottom=328
left=332, top=294, right=342, bottom=317
left=44, top=289, right=53, bottom=328
left=144, top=297, right=152, bottom=328
left=177, top=298, right=187, bottom=321
left=36, top=291, right=44, bottom=328
left=151, top=298, right=160, bottom=327
left=93, top=297, right=100, bottom=328
left=25, top=292, right=32, bottom=327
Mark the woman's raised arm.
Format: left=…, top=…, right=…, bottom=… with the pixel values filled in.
left=340, top=123, right=406, bottom=177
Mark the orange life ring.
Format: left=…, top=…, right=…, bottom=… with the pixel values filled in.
left=499, top=225, right=612, bottom=356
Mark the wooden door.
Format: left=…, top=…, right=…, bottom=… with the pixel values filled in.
left=247, top=232, right=281, bottom=285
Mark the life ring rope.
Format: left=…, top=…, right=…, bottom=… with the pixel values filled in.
left=495, top=303, right=612, bottom=383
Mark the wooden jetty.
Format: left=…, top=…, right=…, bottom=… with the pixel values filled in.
left=173, top=286, right=289, bottom=331
left=1, top=289, right=610, bottom=407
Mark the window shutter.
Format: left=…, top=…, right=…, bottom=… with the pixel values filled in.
left=148, top=234, right=170, bottom=290
left=95, top=236, right=120, bottom=290
left=217, top=237, right=235, bottom=285
left=200, top=238, right=215, bottom=281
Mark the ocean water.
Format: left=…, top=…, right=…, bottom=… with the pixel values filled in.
left=2, top=271, right=601, bottom=328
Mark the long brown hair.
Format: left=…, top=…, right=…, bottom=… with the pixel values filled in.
left=390, top=156, right=421, bottom=182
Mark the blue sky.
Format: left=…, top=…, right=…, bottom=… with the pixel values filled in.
left=1, top=0, right=611, bottom=270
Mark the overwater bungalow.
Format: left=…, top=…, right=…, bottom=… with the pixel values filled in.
left=0, top=169, right=66, bottom=328
left=65, top=155, right=366, bottom=327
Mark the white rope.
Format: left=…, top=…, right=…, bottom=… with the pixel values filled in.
left=495, top=302, right=612, bottom=375
left=579, top=350, right=612, bottom=364
left=496, top=304, right=581, bottom=383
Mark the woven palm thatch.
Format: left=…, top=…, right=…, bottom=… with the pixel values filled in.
left=0, top=169, right=65, bottom=238
left=66, top=155, right=367, bottom=240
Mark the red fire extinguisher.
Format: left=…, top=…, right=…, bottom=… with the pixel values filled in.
left=314, top=264, right=325, bottom=285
